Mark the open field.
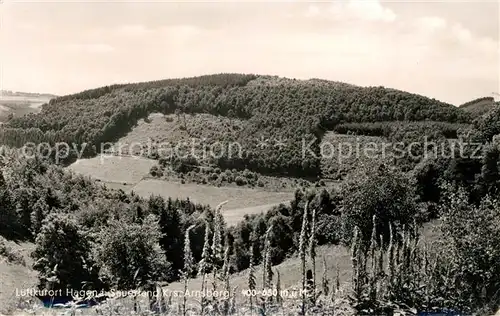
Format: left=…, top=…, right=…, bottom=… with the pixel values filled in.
left=67, top=155, right=157, bottom=184
left=131, top=179, right=293, bottom=226
left=67, top=156, right=294, bottom=226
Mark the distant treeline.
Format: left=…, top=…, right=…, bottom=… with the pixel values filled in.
left=333, top=121, right=470, bottom=139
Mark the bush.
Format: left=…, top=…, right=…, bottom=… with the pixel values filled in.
left=243, top=169, right=253, bottom=179
left=316, top=214, right=342, bottom=244
left=437, top=186, right=500, bottom=313
left=172, top=156, right=199, bottom=174
left=95, top=215, right=172, bottom=289
left=150, top=165, right=160, bottom=177
left=235, top=176, right=247, bottom=186
left=341, top=167, right=420, bottom=245
left=32, top=213, right=101, bottom=292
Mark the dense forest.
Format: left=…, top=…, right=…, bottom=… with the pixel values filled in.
left=1, top=74, right=470, bottom=177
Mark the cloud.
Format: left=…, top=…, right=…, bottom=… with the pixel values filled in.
left=416, top=16, right=447, bottom=31
left=326, top=0, right=397, bottom=23
left=116, top=24, right=151, bottom=37
left=345, top=0, right=397, bottom=22
left=64, top=43, right=115, bottom=54
left=305, top=5, right=321, bottom=18
left=302, top=0, right=397, bottom=23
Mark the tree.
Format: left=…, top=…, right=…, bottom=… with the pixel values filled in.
left=341, top=168, right=420, bottom=246
left=0, top=170, right=18, bottom=239
left=32, top=213, right=100, bottom=292
left=30, top=197, right=50, bottom=237
left=95, top=214, right=171, bottom=290
left=477, top=143, right=500, bottom=196
left=150, top=196, right=183, bottom=273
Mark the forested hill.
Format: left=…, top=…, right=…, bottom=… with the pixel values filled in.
left=0, top=73, right=470, bottom=176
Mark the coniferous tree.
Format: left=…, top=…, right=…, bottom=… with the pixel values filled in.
left=0, top=170, right=17, bottom=239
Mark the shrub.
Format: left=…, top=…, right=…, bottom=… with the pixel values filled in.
left=316, top=214, right=342, bottom=244
left=172, top=156, right=199, bottom=174
left=32, top=213, right=101, bottom=292
left=95, top=214, right=172, bottom=289
left=150, top=165, right=160, bottom=177
left=235, top=176, right=247, bottom=186
left=243, top=169, right=253, bottom=180
left=438, top=187, right=500, bottom=313
left=341, top=167, right=420, bottom=246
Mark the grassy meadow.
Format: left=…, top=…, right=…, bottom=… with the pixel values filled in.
left=66, top=156, right=294, bottom=226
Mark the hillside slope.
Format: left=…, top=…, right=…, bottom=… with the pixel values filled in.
left=459, top=96, right=498, bottom=118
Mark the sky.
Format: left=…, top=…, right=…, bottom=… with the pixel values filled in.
left=0, top=0, right=498, bottom=105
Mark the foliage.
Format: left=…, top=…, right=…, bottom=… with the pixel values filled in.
left=32, top=213, right=101, bottom=292
left=341, top=167, right=420, bottom=246
left=0, top=170, right=19, bottom=239
left=334, top=121, right=467, bottom=139
left=438, top=186, right=500, bottom=313
left=95, top=214, right=171, bottom=290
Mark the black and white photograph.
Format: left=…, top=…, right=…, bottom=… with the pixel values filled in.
left=0, top=0, right=499, bottom=315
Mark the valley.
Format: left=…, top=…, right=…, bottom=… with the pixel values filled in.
left=1, top=74, right=499, bottom=315
left=0, top=92, right=55, bottom=123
